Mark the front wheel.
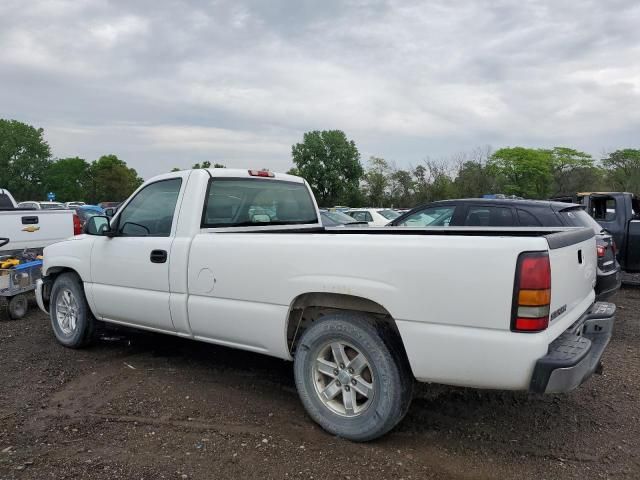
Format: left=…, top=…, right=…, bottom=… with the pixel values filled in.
left=50, top=273, right=95, bottom=348
left=294, top=313, right=413, bottom=441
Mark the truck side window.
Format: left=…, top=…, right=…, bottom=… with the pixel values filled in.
left=116, top=178, right=182, bottom=237
left=202, top=178, right=318, bottom=227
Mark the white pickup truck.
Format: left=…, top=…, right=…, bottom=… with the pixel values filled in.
left=0, top=188, right=78, bottom=252
left=36, top=169, right=616, bottom=441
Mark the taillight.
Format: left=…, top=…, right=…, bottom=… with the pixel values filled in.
left=597, top=245, right=606, bottom=257
left=512, top=252, right=551, bottom=332
left=248, top=169, right=274, bottom=177
left=73, top=214, right=82, bottom=235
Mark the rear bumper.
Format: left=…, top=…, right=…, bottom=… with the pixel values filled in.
left=529, top=302, right=615, bottom=393
left=595, top=268, right=622, bottom=300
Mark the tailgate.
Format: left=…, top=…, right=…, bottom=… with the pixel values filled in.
left=545, top=228, right=597, bottom=330
left=0, top=210, right=74, bottom=251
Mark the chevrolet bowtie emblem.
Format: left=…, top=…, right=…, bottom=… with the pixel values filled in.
left=22, top=226, right=40, bottom=233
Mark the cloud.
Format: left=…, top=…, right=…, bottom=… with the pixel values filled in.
left=0, top=0, right=639, bottom=178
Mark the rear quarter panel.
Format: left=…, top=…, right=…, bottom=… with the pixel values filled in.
left=186, top=232, right=551, bottom=362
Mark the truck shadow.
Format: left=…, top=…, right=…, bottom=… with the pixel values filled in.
left=88, top=324, right=620, bottom=455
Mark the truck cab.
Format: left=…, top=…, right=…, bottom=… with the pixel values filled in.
left=578, top=193, right=640, bottom=273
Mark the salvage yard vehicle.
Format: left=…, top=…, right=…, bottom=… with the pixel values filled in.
left=345, top=208, right=400, bottom=226
left=36, top=168, right=615, bottom=441
left=16, top=201, right=66, bottom=210
left=320, top=210, right=368, bottom=227
left=390, top=199, right=621, bottom=300
left=0, top=188, right=80, bottom=252
left=579, top=192, right=639, bottom=273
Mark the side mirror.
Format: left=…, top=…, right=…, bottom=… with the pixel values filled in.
left=84, top=215, right=112, bottom=236
left=104, top=208, right=115, bottom=217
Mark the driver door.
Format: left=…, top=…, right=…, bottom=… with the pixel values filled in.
left=89, top=176, right=185, bottom=331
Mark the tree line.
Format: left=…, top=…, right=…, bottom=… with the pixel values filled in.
left=289, top=130, right=640, bottom=208
left=0, top=119, right=144, bottom=203
left=3, top=119, right=639, bottom=208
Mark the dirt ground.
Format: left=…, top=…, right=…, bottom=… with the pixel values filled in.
left=0, top=288, right=638, bottom=480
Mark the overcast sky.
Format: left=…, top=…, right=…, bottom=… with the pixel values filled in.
left=2, top=0, right=639, bottom=178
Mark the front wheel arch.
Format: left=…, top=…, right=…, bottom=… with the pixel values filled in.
left=42, top=267, right=93, bottom=314
left=49, top=271, right=96, bottom=348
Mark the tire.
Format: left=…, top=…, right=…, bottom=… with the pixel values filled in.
left=8, top=294, right=28, bottom=320
left=49, top=272, right=95, bottom=348
left=294, top=312, right=414, bottom=441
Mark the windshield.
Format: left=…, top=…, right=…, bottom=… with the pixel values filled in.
left=560, top=208, right=603, bottom=234
left=378, top=209, right=400, bottom=220
left=397, top=206, right=456, bottom=227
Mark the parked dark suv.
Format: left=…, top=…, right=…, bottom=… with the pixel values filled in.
left=389, top=198, right=621, bottom=300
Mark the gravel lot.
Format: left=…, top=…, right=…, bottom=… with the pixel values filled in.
left=1, top=288, right=638, bottom=480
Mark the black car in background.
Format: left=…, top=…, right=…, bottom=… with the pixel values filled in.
left=389, top=198, right=621, bottom=300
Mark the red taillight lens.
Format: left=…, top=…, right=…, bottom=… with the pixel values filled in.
left=514, top=317, right=549, bottom=331
left=512, top=252, right=551, bottom=332
left=73, top=214, right=82, bottom=235
left=597, top=245, right=606, bottom=257
left=248, top=169, right=275, bottom=177
left=519, top=254, right=551, bottom=289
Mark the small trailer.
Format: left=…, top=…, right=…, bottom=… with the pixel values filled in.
left=0, top=238, right=43, bottom=319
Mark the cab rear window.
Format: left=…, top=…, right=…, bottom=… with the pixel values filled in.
left=202, top=178, right=318, bottom=228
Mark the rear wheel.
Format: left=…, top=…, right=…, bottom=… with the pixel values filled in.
left=294, top=312, right=413, bottom=441
left=50, top=273, right=95, bottom=348
left=8, top=294, right=28, bottom=320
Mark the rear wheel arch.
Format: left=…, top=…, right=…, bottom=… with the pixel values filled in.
left=286, top=292, right=412, bottom=373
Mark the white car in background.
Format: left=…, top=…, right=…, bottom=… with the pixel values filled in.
left=346, top=208, right=401, bottom=226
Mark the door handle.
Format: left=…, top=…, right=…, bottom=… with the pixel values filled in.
left=150, top=250, right=168, bottom=263
left=22, top=216, right=39, bottom=225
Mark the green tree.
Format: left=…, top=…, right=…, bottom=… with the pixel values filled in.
left=291, top=130, right=363, bottom=206
left=362, top=156, right=391, bottom=206
left=426, top=161, right=456, bottom=201
left=388, top=169, right=414, bottom=207
left=45, top=157, right=91, bottom=201
left=0, top=119, right=52, bottom=200
left=87, top=155, right=144, bottom=203
left=549, top=147, right=595, bottom=195
left=453, top=160, right=497, bottom=198
left=602, top=149, right=640, bottom=193
left=488, top=147, right=553, bottom=198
